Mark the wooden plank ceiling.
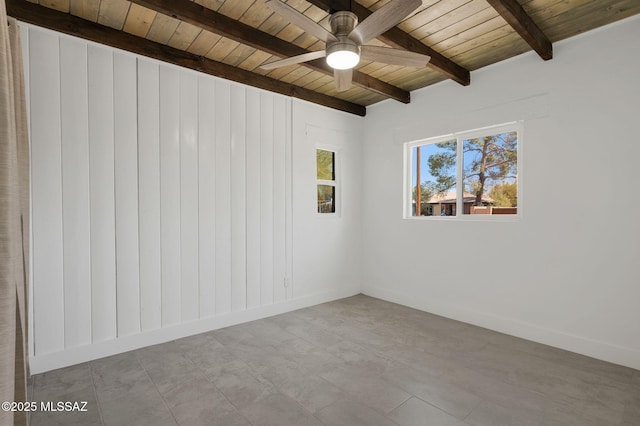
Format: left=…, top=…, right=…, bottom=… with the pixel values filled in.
left=9, top=0, right=640, bottom=115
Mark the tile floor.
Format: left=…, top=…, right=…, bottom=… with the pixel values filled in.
left=29, top=295, right=640, bottom=426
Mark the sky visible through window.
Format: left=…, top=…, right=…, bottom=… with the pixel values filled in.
left=411, top=142, right=453, bottom=191
left=411, top=132, right=518, bottom=196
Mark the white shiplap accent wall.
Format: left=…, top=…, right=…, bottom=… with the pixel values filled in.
left=24, top=26, right=296, bottom=371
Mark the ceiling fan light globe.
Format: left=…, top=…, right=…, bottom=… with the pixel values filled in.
left=326, top=38, right=361, bottom=70
left=327, top=50, right=360, bottom=70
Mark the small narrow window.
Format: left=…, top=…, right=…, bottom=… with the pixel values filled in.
left=317, top=149, right=336, bottom=213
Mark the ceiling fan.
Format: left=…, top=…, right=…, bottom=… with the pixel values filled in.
left=261, top=0, right=430, bottom=92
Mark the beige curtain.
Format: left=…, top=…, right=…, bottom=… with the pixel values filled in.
left=0, top=1, right=30, bottom=425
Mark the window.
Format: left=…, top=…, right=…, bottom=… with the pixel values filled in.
left=317, top=149, right=337, bottom=214
left=405, top=122, right=521, bottom=219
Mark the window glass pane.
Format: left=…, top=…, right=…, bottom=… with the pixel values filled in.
left=462, top=131, right=517, bottom=215
left=412, top=140, right=457, bottom=216
left=317, top=149, right=335, bottom=180
left=317, top=185, right=335, bottom=213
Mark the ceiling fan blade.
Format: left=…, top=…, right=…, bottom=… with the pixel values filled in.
left=265, top=0, right=337, bottom=43
left=334, top=68, right=353, bottom=92
left=260, top=50, right=326, bottom=70
left=349, top=0, right=422, bottom=44
left=361, top=45, right=430, bottom=67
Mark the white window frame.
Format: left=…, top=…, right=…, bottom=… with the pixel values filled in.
left=316, top=146, right=341, bottom=217
left=403, top=121, right=523, bottom=221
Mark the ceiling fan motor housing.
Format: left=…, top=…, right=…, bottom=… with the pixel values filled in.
left=326, top=11, right=361, bottom=70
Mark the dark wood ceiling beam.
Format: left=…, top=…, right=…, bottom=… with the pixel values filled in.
left=7, top=0, right=366, bottom=116
left=306, top=0, right=470, bottom=86
left=485, top=0, right=552, bottom=60
left=130, top=0, right=410, bottom=103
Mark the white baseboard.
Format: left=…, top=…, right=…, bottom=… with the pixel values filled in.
left=363, top=286, right=640, bottom=371
left=30, top=288, right=359, bottom=374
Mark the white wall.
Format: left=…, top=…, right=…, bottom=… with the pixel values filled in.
left=361, top=15, right=640, bottom=370
left=21, top=24, right=362, bottom=373
left=292, top=100, right=363, bottom=299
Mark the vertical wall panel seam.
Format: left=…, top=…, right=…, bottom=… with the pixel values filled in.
left=211, top=78, right=219, bottom=316
left=228, top=91, right=232, bottom=311
left=135, top=58, right=142, bottom=331
left=84, top=42, right=93, bottom=342
left=228, top=85, right=234, bottom=312
left=244, top=89, right=248, bottom=310
left=196, top=77, right=201, bottom=320
left=27, top=28, right=38, bottom=355
left=112, top=51, right=119, bottom=338
left=155, top=64, right=161, bottom=328
left=158, top=66, right=164, bottom=328
left=271, top=101, right=276, bottom=305
left=214, top=78, right=218, bottom=316
left=228, top=87, right=232, bottom=312
left=178, top=74, right=183, bottom=321
left=155, top=65, right=161, bottom=328
left=26, top=27, right=36, bottom=356
left=257, top=94, right=262, bottom=306
left=28, top=28, right=37, bottom=354
left=287, top=99, right=293, bottom=300
left=58, top=35, right=67, bottom=349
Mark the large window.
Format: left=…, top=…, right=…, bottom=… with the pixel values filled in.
left=317, top=149, right=337, bottom=214
left=405, top=122, right=521, bottom=219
